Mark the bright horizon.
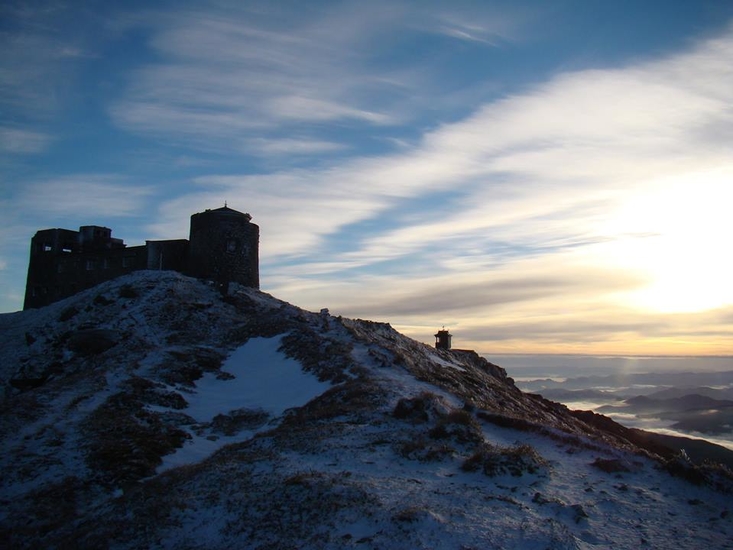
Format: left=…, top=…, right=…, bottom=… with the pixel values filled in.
left=2, top=1, right=733, bottom=356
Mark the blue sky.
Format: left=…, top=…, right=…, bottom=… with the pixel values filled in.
left=2, top=0, right=733, bottom=355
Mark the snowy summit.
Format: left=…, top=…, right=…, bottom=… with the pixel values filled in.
left=1, top=271, right=731, bottom=548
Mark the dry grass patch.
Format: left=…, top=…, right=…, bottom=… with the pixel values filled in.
left=462, top=443, right=548, bottom=477
left=82, top=392, right=189, bottom=486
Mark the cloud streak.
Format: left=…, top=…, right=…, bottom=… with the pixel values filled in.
left=2, top=2, right=732, bottom=354
left=15, top=176, right=153, bottom=220
left=143, top=20, right=733, bottom=352
left=0, top=127, right=51, bottom=154
left=109, top=1, right=527, bottom=154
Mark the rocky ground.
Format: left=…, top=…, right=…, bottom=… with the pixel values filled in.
left=1, top=271, right=731, bottom=549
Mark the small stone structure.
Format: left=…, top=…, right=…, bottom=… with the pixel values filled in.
left=23, top=205, right=259, bottom=309
left=434, top=328, right=452, bottom=350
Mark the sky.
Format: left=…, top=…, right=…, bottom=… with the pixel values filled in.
left=2, top=0, right=733, bottom=356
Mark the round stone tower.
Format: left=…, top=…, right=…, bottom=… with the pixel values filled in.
left=187, top=206, right=259, bottom=289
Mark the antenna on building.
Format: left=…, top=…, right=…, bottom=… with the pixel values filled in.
left=224, top=200, right=228, bottom=208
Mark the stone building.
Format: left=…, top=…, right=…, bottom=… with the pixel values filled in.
left=23, top=205, right=259, bottom=309
left=434, top=328, right=452, bottom=350
left=187, top=206, right=259, bottom=291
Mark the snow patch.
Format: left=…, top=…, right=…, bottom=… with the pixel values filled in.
left=159, top=336, right=331, bottom=472
left=425, top=351, right=465, bottom=371
left=185, top=335, right=331, bottom=421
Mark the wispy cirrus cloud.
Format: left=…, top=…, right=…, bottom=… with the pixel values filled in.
left=0, top=127, right=51, bottom=154
left=3, top=1, right=732, bottom=353
left=429, top=6, right=530, bottom=45
left=266, top=96, right=393, bottom=124
left=110, top=9, right=392, bottom=145
left=0, top=2, right=103, bottom=164
left=137, top=21, right=733, bottom=352
left=0, top=2, right=99, bottom=117
left=247, top=137, right=348, bottom=156
left=109, top=1, right=527, bottom=155
left=15, top=176, right=153, bottom=220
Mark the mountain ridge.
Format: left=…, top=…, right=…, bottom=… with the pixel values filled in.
left=2, top=271, right=732, bottom=548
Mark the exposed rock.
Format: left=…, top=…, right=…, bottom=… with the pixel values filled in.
left=67, top=328, right=120, bottom=355
left=1, top=271, right=732, bottom=549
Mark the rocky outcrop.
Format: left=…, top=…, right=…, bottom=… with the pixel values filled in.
left=1, top=271, right=732, bottom=549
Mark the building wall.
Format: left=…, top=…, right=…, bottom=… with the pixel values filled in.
left=23, top=207, right=260, bottom=310
left=187, top=207, right=259, bottom=288
left=24, top=227, right=147, bottom=309
left=146, top=240, right=189, bottom=271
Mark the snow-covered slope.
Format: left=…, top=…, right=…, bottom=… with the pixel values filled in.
left=1, top=271, right=731, bottom=549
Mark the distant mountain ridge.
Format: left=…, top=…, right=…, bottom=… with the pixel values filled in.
left=534, top=388, right=623, bottom=402
left=594, top=394, right=733, bottom=437
left=647, top=386, right=733, bottom=401
left=1, top=271, right=732, bottom=549
left=623, top=394, right=733, bottom=411
left=524, top=370, right=733, bottom=394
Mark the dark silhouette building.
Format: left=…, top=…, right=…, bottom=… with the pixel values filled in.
left=23, top=205, right=259, bottom=309
left=188, top=206, right=259, bottom=291
left=434, top=328, right=452, bottom=350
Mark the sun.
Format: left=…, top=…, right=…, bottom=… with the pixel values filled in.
left=603, top=168, right=733, bottom=313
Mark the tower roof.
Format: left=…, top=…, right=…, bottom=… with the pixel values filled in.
left=196, top=205, right=252, bottom=221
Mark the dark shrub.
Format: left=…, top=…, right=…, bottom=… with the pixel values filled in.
left=429, top=409, right=483, bottom=444
left=83, top=393, right=189, bottom=486
left=462, top=443, right=547, bottom=477
left=118, top=284, right=138, bottom=298
left=398, top=438, right=454, bottom=462
left=93, top=294, right=114, bottom=306
left=59, top=306, right=79, bottom=322
left=393, top=392, right=445, bottom=423
left=210, top=408, right=270, bottom=436
left=476, top=411, right=536, bottom=432
left=591, top=457, right=631, bottom=473
left=67, top=329, right=120, bottom=355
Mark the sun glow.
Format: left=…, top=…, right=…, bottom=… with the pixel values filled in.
left=605, top=168, right=733, bottom=313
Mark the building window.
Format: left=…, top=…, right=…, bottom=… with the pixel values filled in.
left=226, top=239, right=239, bottom=253
left=102, top=258, right=110, bottom=269
left=122, top=256, right=133, bottom=268
left=85, top=259, right=95, bottom=271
